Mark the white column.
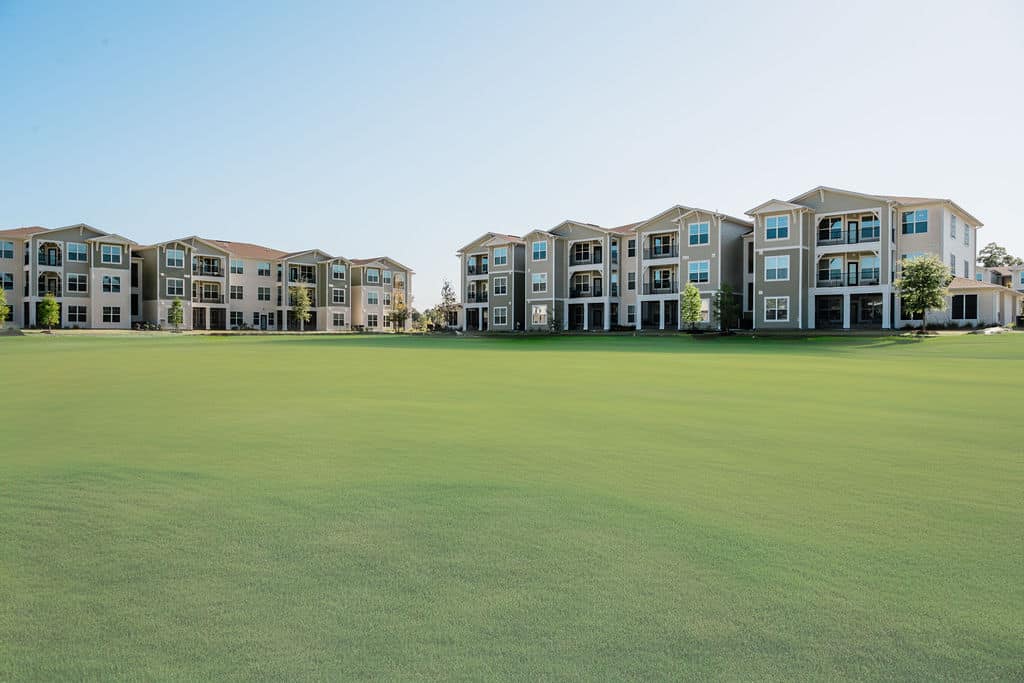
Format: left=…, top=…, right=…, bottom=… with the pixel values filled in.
left=603, top=301, right=610, bottom=330
left=583, top=304, right=589, bottom=331
left=842, top=292, right=851, bottom=329
left=478, top=309, right=483, bottom=331
left=563, top=300, right=569, bottom=331
left=881, top=293, right=891, bottom=329
left=659, top=300, right=665, bottom=330
left=809, top=294, right=816, bottom=329
left=635, top=304, right=641, bottom=330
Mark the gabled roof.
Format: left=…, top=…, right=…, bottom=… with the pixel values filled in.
left=629, top=205, right=692, bottom=232
left=0, top=226, right=49, bottom=239
left=282, top=248, right=334, bottom=261
left=208, top=239, right=287, bottom=260
left=787, top=186, right=983, bottom=226
left=85, top=233, right=137, bottom=245
left=676, top=207, right=753, bottom=227
left=350, top=256, right=414, bottom=273
left=745, top=199, right=810, bottom=216
left=457, top=232, right=522, bottom=254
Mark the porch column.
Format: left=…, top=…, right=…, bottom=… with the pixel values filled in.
left=635, top=303, right=641, bottom=331
left=659, top=300, right=665, bottom=330
left=583, top=304, right=589, bottom=331
left=603, top=301, right=610, bottom=330
left=563, top=301, right=569, bottom=331
left=881, top=294, right=891, bottom=329
left=478, top=309, right=483, bottom=331
left=842, top=293, right=851, bottom=329
left=808, top=294, right=816, bottom=329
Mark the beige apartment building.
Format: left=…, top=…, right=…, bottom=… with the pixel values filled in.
left=0, top=224, right=138, bottom=329
left=349, top=258, right=414, bottom=332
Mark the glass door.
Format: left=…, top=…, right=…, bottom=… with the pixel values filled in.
left=847, top=262, right=859, bottom=286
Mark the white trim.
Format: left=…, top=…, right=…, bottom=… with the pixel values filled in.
left=763, top=296, right=790, bottom=322
left=764, top=255, right=790, bottom=282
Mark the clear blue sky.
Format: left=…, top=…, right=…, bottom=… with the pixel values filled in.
left=2, top=1, right=1021, bottom=306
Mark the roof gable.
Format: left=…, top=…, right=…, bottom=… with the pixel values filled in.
left=745, top=199, right=809, bottom=216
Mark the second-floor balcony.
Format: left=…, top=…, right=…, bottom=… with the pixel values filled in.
left=467, top=264, right=488, bottom=276
left=569, top=253, right=603, bottom=266
left=37, top=254, right=62, bottom=267
left=467, top=291, right=488, bottom=303
left=643, top=281, right=679, bottom=295
left=193, top=265, right=223, bottom=277
left=817, top=227, right=881, bottom=247
left=570, top=284, right=603, bottom=298
left=193, top=293, right=225, bottom=304
left=643, top=245, right=679, bottom=260
left=816, top=272, right=881, bottom=288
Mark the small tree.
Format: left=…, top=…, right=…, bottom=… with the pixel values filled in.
left=438, top=279, right=457, bottom=324
left=391, top=290, right=410, bottom=332
left=168, top=297, right=184, bottom=332
left=896, top=255, right=951, bottom=333
left=712, top=283, right=741, bottom=333
left=38, top=292, right=60, bottom=332
left=680, top=284, right=703, bottom=331
left=978, top=242, right=1023, bottom=268
left=289, top=285, right=312, bottom=331
left=0, top=287, right=10, bottom=329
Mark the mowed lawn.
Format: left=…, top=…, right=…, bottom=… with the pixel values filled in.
left=1, top=333, right=1022, bottom=680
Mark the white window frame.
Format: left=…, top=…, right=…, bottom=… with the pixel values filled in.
left=332, top=264, right=346, bottom=280
left=688, top=222, right=710, bottom=246
left=532, top=240, right=547, bottom=261
left=531, top=272, right=547, bottom=293
left=332, top=312, right=346, bottom=327
left=67, top=273, right=88, bottom=293
left=257, top=262, right=272, bottom=277
left=230, top=259, right=244, bottom=274
left=688, top=260, right=710, bottom=284
left=764, top=296, right=789, bottom=322
left=950, top=215, right=957, bottom=239
left=383, top=292, right=392, bottom=307
left=166, top=278, right=184, bottom=297
left=383, top=270, right=392, bottom=285
left=67, top=242, right=87, bottom=263
left=166, top=248, right=185, bottom=269
left=493, top=306, right=508, bottom=326
left=367, top=314, right=378, bottom=327
left=492, top=247, right=508, bottom=266
left=102, top=306, right=121, bottom=323
left=366, top=268, right=380, bottom=284
left=367, top=291, right=379, bottom=305
left=765, top=215, right=789, bottom=240
left=332, top=288, right=345, bottom=304
left=765, top=255, right=790, bottom=282
left=101, top=244, right=122, bottom=264
left=102, top=275, right=122, bottom=293
left=230, top=285, right=244, bottom=300
left=1, top=272, right=13, bottom=290
left=531, top=304, right=547, bottom=325
left=258, top=286, right=272, bottom=301
left=493, top=276, right=508, bottom=296
left=67, top=305, right=87, bottom=324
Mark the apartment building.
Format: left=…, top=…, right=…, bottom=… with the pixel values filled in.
left=745, top=186, right=1018, bottom=329
left=458, top=206, right=750, bottom=332
left=349, top=258, right=414, bottom=332
left=0, top=224, right=137, bottom=329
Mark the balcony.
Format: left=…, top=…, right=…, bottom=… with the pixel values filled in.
left=192, top=265, right=223, bottom=277
left=38, top=287, right=62, bottom=297
left=643, top=281, right=679, bottom=295
left=570, top=285, right=603, bottom=298
left=467, top=264, right=488, bottom=275
left=38, top=255, right=63, bottom=267
left=816, top=228, right=881, bottom=246
left=467, top=291, right=488, bottom=303
left=193, top=294, right=225, bottom=304
left=643, top=246, right=679, bottom=260
left=570, top=253, right=603, bottom=266
left=816, top=273, right=881, bottom=288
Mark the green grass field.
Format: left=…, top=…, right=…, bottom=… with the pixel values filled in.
left=2, top=333, right=1022, bottom=680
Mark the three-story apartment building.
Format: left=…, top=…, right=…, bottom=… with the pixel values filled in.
left=1, top=224, right=136, bottom=329
left=457, top=234, right=526, bottom=331
left=349, top=258, right=414, bottom=332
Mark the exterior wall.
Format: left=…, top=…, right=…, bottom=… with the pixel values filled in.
left=524, top=232, right=556, bottom=331
left=0, top=237, right=26, bottom=327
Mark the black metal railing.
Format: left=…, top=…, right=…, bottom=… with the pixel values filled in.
left=816, top=229, right=881, bottom=246
left=467, top=291, right=488, bottom=302
left=38, top=255, right=62, bottom=267
left=193, top=266, right=223, bottom=277
left=38, top=287, right=62, bottom=297
left=569, top=253, right=603, bottom=266
left=642, top=281, right=679, bottom=295
left=570, top=285, right=603, bottom=298
left=816, top=273, right=881, bottom=288
left=192, top=294, right=225, bottom=303
left=643, top=246, right=678, bottom=259
left=467, top=264, right=488, bottom=275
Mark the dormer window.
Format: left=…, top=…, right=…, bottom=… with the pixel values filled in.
left=765, top=215, right=789, bottom=240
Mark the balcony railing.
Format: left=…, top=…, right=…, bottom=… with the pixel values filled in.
left=39, top=287, right=62, bottom=297
left=467, top=264, right=488, bottom=275
left=816, top=273, right=881, bottom=288
left=193, top=294, right=225, bottom=303
left=816, top=229, right=881, bottom=246
left=643, top=281, right=679, bottom=295
left=38, top=256, right=63, bottom=267
left=570, top=285, right=603, bottom=298
left=192, top=266, right=223, bottom=277
left=467, top=291, right=488, bottom=302
left=643, top=246, right=679, bottom=259
left=570, top=253, right=603, bottom=266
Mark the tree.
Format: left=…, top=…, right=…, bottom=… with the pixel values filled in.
left=896, top=255, right=951, bottom=333
left=712, top=283, right=741, bottom=333
left=680, top=284, right=703, bottom=331
left=978, top=242, right=1023, bottom=268
left=168, top=298, right=184, bottom=332
left=289, top=285, right=312, bottom=331
left=391, top=290, right=410, bottom=332
left=0, top=287, right=10, bottom=329
left=438, top=279, right=457, bottom=325
left=38, top=292, right=60, bottom=332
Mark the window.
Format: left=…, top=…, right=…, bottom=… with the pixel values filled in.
left=627, top=304, right=636, bottom=324
left=383, top=270, right=392, bottom=285
left=258, top=286, right=272, bottom=301
left=230, top=311, right=244, bottom=328
left=532, top=241, right=547, bottom=261
left=949, top=254, right=956, bottom=276
left=653, top=269, right=672, bottom=289
left=258, top=262, right=272, bottom=277
left=610, top=240, right=618, bottom=262
left=67, top=273, right=88, bottom=293
left=230, top=285, right=243, bottom=300
left=366, top=268, right=380, bottom=284
left=493, top=247, right=508, bottom=266
left=252, top=312, right=261, bottom=327
left=764, top=296, right=789, bottom=322
left=531, top=305, right=547, bottom=325
left=963, top=260, right=970, bottom=280
left=1020, top=272, right=1024, bottom=286
left=332, top=264, right=346, bottom=280
left=166, top=278, right=184, bottom=297
left=383, top=292, right=392, bottom=306
left=102, top=306, right=121, bottom=323
left=102, top=275, right=121, bottom=293
left=860, top=256, right=880, bottom=283
left=67, top=242, right=87, bottom=262
left=333, top=312, right=346, bottom=327
left=367, top=291, right=379, bottom=305
left=765, top=255, right=789, bottom=281
left=531, top=273, right=547, bottom=293
left=951, top=294, right=978, bottom=320
left=383, top=314, right=392, bottom=328
left=166, top=248, right=185, bottom=268
left=861, top=215, right=880, bottom=240
left=976, top=272, right=983, bottom=282
left=230, top=259, right=244, bottom=274
left=765, top=215, right=789, bottom=240
left=627, top=272, right=636, bottom=290
left=332, top=288, right=345, bottom=304
left=68, top=305, right=87, bottom=323
left=101, top=245, right=122, bottom=264
left=493, top=306, right=508, bottom=326
left=627, top=239, right=636, bottom=258
left=963, top=226, right=970, bottom=247
left=1, top=272, right=13, bottom=290
left=0, top=241, right=13, bottom=259
left=950, top=215, right=957, bottom=239
left=493, top=277, right=508, bottom=295
left=688, top=222, right=710, bottom=246
left=367, top=314, right=378, bottom=327
left=688, top=260, right=710, bottom=283
left=901, top=209, right=928, bottom=234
